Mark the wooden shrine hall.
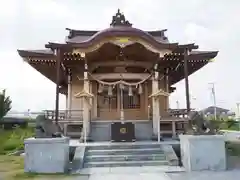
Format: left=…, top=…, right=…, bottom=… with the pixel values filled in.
left=17, top=9, right=218, bottom=142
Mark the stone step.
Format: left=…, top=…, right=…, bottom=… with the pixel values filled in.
left=86, top=148, right=163, bottom=156
left=85, top=153, right=166, bottom=162
left=84, top=160, right=169, bottom=168
left=86, top=144, right=161, bottom=150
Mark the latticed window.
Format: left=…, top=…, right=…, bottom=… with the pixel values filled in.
left=123, top=89, right=140, bottom=109
left=97, top=88, right=117, bottom=109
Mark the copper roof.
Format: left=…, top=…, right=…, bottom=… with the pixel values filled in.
left=17, top=49, right=54, bottom=58
left=56, top=10, right=174, bottom=49
left=66, top=28, right=169, bottom=44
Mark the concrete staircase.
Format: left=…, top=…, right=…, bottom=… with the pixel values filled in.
left=83, top=143, right=178, bottom=168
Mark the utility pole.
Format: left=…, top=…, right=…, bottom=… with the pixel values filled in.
left=236, top=103, right=240, bottom=130
left=191, top=96, right=197, bottom=110
left=209, top=83, right=217, bottom=120
left=237, top=103, right=240, bottom=117
left=176, top=100, right=180, bottom=109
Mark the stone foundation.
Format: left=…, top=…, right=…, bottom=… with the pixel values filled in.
left=24, top=137, right=70, bottom=173
left=90, top=121, right=153, bottom=141
left=179, top=135, right=226, bottom=171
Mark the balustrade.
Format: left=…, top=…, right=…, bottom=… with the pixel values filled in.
left=44, top=110, right=87, bottom=122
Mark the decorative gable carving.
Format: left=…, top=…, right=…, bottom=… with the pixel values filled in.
left=110, top=9, right=132, bottom=27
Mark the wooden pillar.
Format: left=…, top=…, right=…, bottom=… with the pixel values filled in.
left=117, top=85, right=121, bottom=120
left=152, top=64, right=160, bottom=137
left=183, top=48, right=191, bottom=112
left=93, top=81, right=98, bottom=118
left=89, top=81, right=93, bottom=118
left=66, top=95, right=68, bottom=111
left=55, top=48, right=61, bottom=125
left=144, top=82, right=149, bottom=119
left=82, top=55, right=90, bottom=141
left=165, top=68, right=169, bottom=111
left=120, top=84, right=124, bottom=121
left=172, top=121, right=176, bottom=138
left=67, top=73, right=72, bottom=117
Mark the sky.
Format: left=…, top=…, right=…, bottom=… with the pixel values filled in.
left=0, top=0, right=240, bottom=113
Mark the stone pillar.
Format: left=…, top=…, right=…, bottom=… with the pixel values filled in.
left=152, top=64, right=160, bottom=137
left=82, top=59, right=90, bottom=141
left=67, top=74, right=72, bottom=117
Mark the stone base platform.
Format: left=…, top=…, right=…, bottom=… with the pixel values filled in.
left=179, top=135, right=226, bottom=171
left=24, top=137, right=70, bottom=173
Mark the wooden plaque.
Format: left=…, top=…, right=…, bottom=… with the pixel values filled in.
left=111, top=122, right=135, bottom=142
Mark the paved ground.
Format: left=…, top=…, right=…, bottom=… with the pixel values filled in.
left=167, top=170, right=240, bottom=180
left=2, top=169, right=240, bottom=180
left=88, top=173, right=170, bottom=180
left=57, top=170, right=240, bottom=180
left=75, top=166, right=185, bottom=174
left=79, top=170, right=240, bottom=180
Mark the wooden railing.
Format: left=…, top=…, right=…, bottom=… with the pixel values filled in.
left=44, top=110, right=87, bottom=122
left=167, top=108, right=194, bottom=118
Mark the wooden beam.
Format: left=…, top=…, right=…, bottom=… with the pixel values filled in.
left=89, top=60, right=153, bottom=72
left=90, top=73, right=151, bottom=80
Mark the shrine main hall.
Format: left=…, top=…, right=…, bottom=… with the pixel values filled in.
left=18, top=10, right=218, bottom=142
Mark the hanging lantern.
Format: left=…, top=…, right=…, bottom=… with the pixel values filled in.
left=98, top=83, right=104, bottom=93
left=108, top=85, right=113, bottom=96
left=128, top=86, right=133, bottom=96
left=138, top=84, right=143, bottom=94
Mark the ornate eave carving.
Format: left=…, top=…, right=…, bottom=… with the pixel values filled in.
left=110, top=9, right=132, bottom=27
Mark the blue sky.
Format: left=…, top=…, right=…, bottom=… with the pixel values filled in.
left=0, top=0, right=239, bottom=112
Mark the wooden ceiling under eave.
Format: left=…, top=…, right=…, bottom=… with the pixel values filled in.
left=158, top=50, right=218, bottom=85
left=83, top=42, right=159, bottom=63
left=28, top=60, right=68, bottom=87
left=17, top=50, right=68, bottom=89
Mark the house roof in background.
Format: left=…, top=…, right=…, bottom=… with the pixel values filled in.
left=200, top=106, right=233, bottom=115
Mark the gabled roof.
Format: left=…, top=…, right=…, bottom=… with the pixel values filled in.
left=66, top=28, right=169, bottom=44
left=17, top=49, right=54, bottom=58
left=201, top=106, right=230, bottom=115
left=17, top=9, right=218, bottom=88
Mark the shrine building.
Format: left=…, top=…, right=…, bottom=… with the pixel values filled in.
left=17, top=10, right=218, bottom=142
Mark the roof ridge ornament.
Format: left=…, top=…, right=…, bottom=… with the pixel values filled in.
left=110, top=9, right=132, bottom=27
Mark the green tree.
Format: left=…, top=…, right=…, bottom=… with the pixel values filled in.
left=0, top=89, right=12, bottom=120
